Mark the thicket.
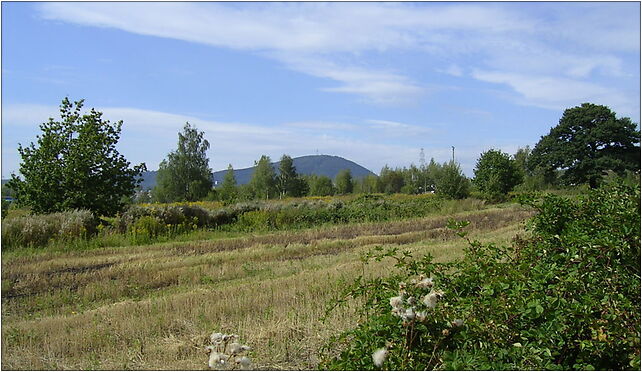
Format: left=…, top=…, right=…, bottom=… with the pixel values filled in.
left=2, top=194, right=485, bottom=250
left=321, top=180, right=640, bottom=370
left=1, top=209, right=97, bottom=248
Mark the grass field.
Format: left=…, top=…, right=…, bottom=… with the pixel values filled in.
left=2, top=204, right=533, bottom=370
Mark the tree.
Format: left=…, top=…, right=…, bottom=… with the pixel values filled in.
left=379, top=166, right=405, bottom=194
left=435, top=161, right=470, bottom=199
left=219, top=164, right=238, bottom=203
left=152, top=122, right=213, bottom=202
left=528, top=103, right=640, bottom=188
left=7, top=98, right=145, bottom=216
left=354, top=174, right=379, bottom=194
left=249, top=155, right=277, bottom=200
left=306, top=175, right=335, bottom=196
left=473, top=149, right=522, bottom=199
left=277, top=154, right=306, bottom=198
left=335, top=169, right=354, bottom=195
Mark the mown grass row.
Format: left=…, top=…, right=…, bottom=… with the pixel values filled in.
left=2, top=206, right=531, bottom=370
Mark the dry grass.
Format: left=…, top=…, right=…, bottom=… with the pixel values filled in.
left=2, top=205, right=533, bottom=370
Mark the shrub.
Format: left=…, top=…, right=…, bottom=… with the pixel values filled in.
left=1, top=209, right=96, bottom=248
left=322, top=181, right=640, bottom=370
left=128, top=215, right=167, bottom=243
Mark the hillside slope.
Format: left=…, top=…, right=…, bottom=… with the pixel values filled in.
left=138, top=155, right=375, bottom=189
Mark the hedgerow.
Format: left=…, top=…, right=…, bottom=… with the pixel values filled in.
left=321, top=181, right=640, bottom=370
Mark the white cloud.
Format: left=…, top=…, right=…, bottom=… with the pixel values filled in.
left=471, top=70, right=639, bottom=119
left=1, top=103, right=442, bottom=176
left=31, top=2, right=640, bottom=120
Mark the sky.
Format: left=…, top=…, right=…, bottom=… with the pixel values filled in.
left=2, top=1, right=640, bottom=178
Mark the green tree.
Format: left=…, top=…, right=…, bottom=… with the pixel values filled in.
left=435, top=161, right=470, bottom=199
left=7, top=98, right=145, bottom=216
left=249, top=155, right=277, bottom=200
left=152, top=122, right=213, bottom=202
left=528, top=103, right=640, bottom=188
left=335, top=169, right=354, bottom=195
left=354, top=174, right=379, bottom=194
left=219, top=164, right=238, bottom=203
left=307, top=175, right=335, bottom=196
left=277, top=154, right=306, bottom=198
left=473, top=149, right=522, bottom=199
left=379, top=166, right=405, bottom=194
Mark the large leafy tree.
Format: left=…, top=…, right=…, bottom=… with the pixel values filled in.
left=153, top=122, right=212, bottom=202
left=473, top=149, right=522, bottom=198
left=249, top=155, right=277, bottom=200
left=7, top=98, right=145, bottom=216
left=528, top=103, right=640, bottom=188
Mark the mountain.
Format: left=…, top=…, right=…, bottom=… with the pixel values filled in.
left=137, top=155, right=375, bottom=190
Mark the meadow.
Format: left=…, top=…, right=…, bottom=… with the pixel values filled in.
left=1, top=195, right=533, bottom=369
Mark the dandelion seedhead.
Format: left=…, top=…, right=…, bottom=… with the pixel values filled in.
left=206, top=331, right=252, bottom=370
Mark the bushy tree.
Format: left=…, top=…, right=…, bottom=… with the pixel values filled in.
left=307, top=175, right=335, bottom=196
left=153, top=122, right=212, bottom=202
left=528, top=103, right=640, bottom=188
left=435, top=161, right=470, bottom=199
left=354, top=174, right=379, bottom=194
left=249, top=155, right=277, bottom=200
left=473, top=149, right=522, bottom=199
left=218, top=164, right=238, bottom=203
left=277, top=154, right=306, bottom=198
left=380, top=166, right=405, bottom=194
left=335, top=169, right=354, bottom=195
left=7, top=98, right=145, bottom=216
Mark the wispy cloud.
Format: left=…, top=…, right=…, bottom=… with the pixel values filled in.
left=3, top=103, right=500, bottom=178
left=471, top=70, right=638, bottom=118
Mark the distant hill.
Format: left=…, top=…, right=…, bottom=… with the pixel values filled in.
left=137, top=155, right=375, bottom=190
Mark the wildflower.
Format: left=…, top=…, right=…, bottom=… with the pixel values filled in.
left=422, top=293, right=438, bottom=308
left=372, top=347, right=388, bottom=368
left=442, top=329, right=450, bottom=336
left=236, top=356, right=252, bottom=369
left=451, top=319, right=464, bottom=327
left=415, top=277, right=434, bottom=289
left=391, top=307, right=404, bottom=317
left=389, top=296, right=403, bottom=309
left=406, top=296, right=416, bottom=305
left=416, top=311, right=427, bottom=322
left=210, top=332, right=224, bottom=344
left=228, top=342, right=243, bottom=355
left=422, top=289, right=444, bottom=309
left=207, top=350, right=228, bottom=369
left=402, top=307, right=416, bottom=321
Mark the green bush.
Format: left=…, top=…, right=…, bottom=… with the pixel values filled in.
left=322, top=181, right=640, bottom=370
left=1, top=209, right=96, bottom=248
left=128, top=215, right=167, bottom=244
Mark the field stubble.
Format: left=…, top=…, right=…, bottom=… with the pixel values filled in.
left=2, top=205, right=532, bottom=370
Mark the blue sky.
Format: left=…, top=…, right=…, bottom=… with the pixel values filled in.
left=2, top=2, right=640, bottom=178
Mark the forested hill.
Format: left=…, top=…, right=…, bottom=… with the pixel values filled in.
left=137, top=155, right=375, bottom=190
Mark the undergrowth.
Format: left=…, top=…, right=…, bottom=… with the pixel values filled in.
left=321, top=180, right=641, bottom=370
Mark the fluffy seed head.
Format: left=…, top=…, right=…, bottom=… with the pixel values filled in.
left=389, top=296, right=403, bottom=309
left=236, top=356, right=252, bottom=369
left=372, top=347, right=388, bottom=367
left=452, top=319, right=464, bottom=327
left=210, top=332, right=224, bottom=344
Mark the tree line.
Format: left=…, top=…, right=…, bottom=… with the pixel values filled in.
left=6, top=99, right=640, bottom=216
